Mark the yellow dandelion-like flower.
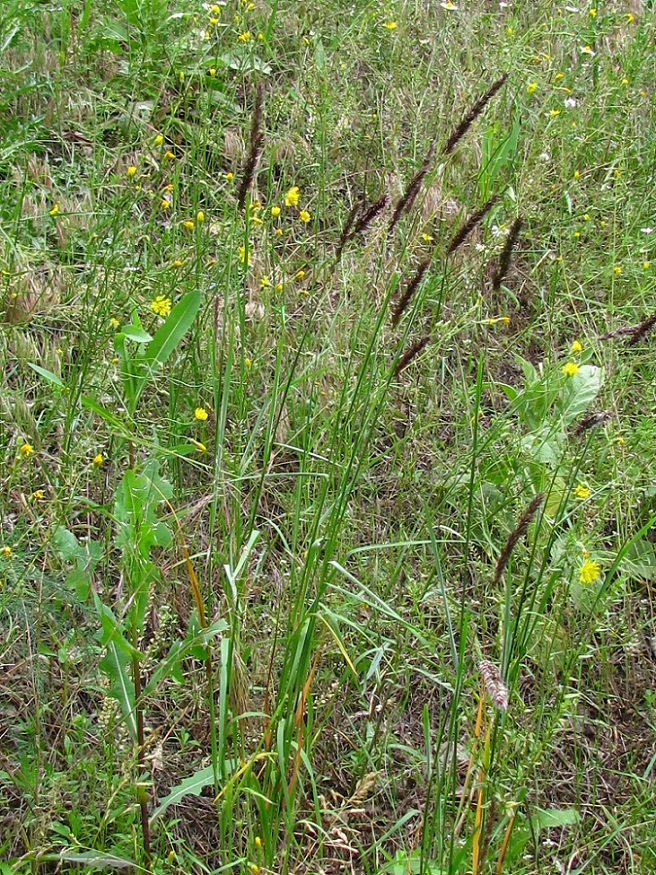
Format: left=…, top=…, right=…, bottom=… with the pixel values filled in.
left=182, top=220, right=194, bottom=231
left=126, top=165, right=137, bottom=178
left=209, top=16, right=218, bottom=25
left=271, top=205, right=281, bottom=217
left=196, top=210, right=205, bottom=223
left=383, top=20, right=397, bottom=29
left=151, top=295, right=172, bottom=317
left=421, top=232, right=433, bottom=243
left=574, top=169, right=580, bottom=179
left=191, top=440, right=206, bottom=453
left=625, top=13, right=634, bottom=23
left=49, top=203, right=60, bottom=216
left=248, top=865, right=260, bottom=875
left=154, top=134, right=164, bottom=146
left=179, top=71, right=185, bottom=82
left=643, top=261, right=650, bottom=270
left=589, top=7, right=596, bottom=17
left=1, top=546, right=11, bottom=557
left=613, top=264, right=622, bottom=274
left=579, top=558, right=600, bottom=585
left=194, top=407, right=209, bottom=421
left=225, top=172, right=234, bottom=182
left=160, top=198, right=171, bottom=209
left=238, top=245, right=252, bottom=266
left=172, top=259, right=183, bottom=268
left=163, top=150, right=175, bottom=161
left=285, top=186, right=300, bottom=207
left=275, top=282, right=283, bottom=292
left=209, top=67, right=216, bottom=76
left=570, top=339, right=583, bottom=353
left=295, top=269, right=306, bottom=280
left=573, top=484, right=590, bottom=499
left=210, top=3, right=220, bottom=12
left=260, top=276, right=270, bottom=288
left=527, top=82, right=538, bottom=94
left=549, top=109, right=560, bottom=117
left=621, top=77, right=629, bottom=85
left=93, top=453, right=104, bottom=467
left=581, top=45, right=595, bottom=55
left=20, top=442, right=34, bottom=457
left=299, top=209, right=311, bottom=223
left=562, top=361, right=579, bottom=377
left=238, top=30, right=251, bottom=41
left=32, top=490, right=45, bottom=501
left=275, top=227, right=283, bottom=237
left=110, top=317, right=120, bottom=328
left=554, top=72, right=564, bottom=81
left=244, top=357, right=251, bottom=368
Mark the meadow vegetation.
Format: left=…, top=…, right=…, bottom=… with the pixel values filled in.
left=1, top=0, right=656, bottom=873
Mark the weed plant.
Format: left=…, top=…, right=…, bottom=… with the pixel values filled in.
left=1, top=2, right=656, bottom=875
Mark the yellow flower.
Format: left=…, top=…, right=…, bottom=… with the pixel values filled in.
left=163, top=183, right=174, bottom=192
left=126, top=165, right=137, bottom=178
left=527, top=82, right=538, bottom=94
left=238, top=245, right=251, bottom=265
left=573, top=169, right=580, bottom=179
left=579, top=558, right=600, bottom=585
left=210, top=3, right=220, bottom=12
left=49, top=204, right=60, bottom=216
left=163, top=150, right=175, bottom=161
left=554, top=72, right=564, bottom=81
left=1, top=546, right=11, bottom=557
left=573, top=484, right=590, bottom=499
left=182, top=220, right=195, bottom=231
left=19, top=442, right=34, bottom=457
left=625, top=13, right=634, bottom=23
left=589, top=7, right=596, bottom=16
left=285, top=186, right=300, bottom=207
left=383, top=20, right=397, bottom=29
left=275, top=227, right=283, bottom=237
left=562, top=361, right=579, bottom=377
left=110, top=317, right=120, bottom=328
left=191, top=440, right=207, bottom=453
left=583, top=214, right=590, bottom=221
left=226, top=172, right=234, bottom=182
left=570, top=339, right=583, bottom=353
left=172, top=259, right=183, bottom=268
left=260, top=276, right=270, bottom=288
left=299, top=209, right=311, bottom=223
left=179, top=71, right=185, bottom=82
left=613, top=264, right=622, bottom=274
left=209, top=16, right=218, bottom=25
left=275, top=282, right=283, bottom=292
left=244, top=357, right=251, bottom=368
left=196, top=210, right=205, bottom=223
left=254, top=837, right=262, bottom=849
left=238, top=30, right=251, bottom=41
left=160, top=198, right=171, bottom=209
left=154, top=134, right=164, bottom=146
left=151, top=295, right=172, bottom=317
left=194, top=407, right=209, bottom=421
left=643, top=261, right=650, bottom=270
left=209, top=67, right=216, bottom=76
left=271, top=205, right=281, bottom=217
left=32, top=490, right=45, bottom=500
left=421, top=232, right=433, bottom=243
left=93, top=453, right=104, bottom=467
left=549, top=109, right=560, bottom=118
left=294, top=269, right=306, bottom=280
left=248, top=865, right=260, bottom=875
left=621, top=77, right=629, bottom=85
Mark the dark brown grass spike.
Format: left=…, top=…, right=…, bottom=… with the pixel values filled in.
left=442, top=73, right=509, bottom=156
left=394, top=335, right=431, bottom=377
left=493, top=492, right=543, bottom=586
left=388, top=140, right=436, bottom=234
left=447, top=195, right=499, bottom=255
left=353, top=193, right=390, bottom=236
left=574, top=410, right=612, bottom=435
left=237, top=82, right=264, bottom=211
left=336, top=199, right=364, bottom=262
left=391, top=258, right=431, bottom=328
left=627, top=308, right=656, bottom=345
left=492, top=216, right=523, bottom=290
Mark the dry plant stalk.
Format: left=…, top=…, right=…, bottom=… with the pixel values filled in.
left=394, top=335, right=430, bottom=376
left=493, top=492, right=543, bottom=586
left=492, top=217, right=523, bottom=290
left=388, top=140, right=436, bottom=233
left=443, top=73, right=509, bottom=155
left=447, top=195, right=499, bottom=255
left=391, top=257, right=431, bottom=327
left=597, top=325, right=638, bottom=340
left=237, top=82, right=264, bottom=211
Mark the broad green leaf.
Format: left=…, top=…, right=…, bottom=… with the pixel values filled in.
left=558, top=364, right=604, bottom=425
left=149, top=765, right=216, bottom=823
left=99, top=641, right=137, bottom=741
left=534, top=807, right=580, bottom=828
left=28, top=362, right=64, bottom=387
left=122, top=325, right=153, bottom=344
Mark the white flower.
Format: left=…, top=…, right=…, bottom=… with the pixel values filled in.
left=581, top=45, right=595, bottom=55
left=440, top=1, right=458, bottom=8
left=640, top=226, right=654, bottom=234
left=564, top=97, right=577, bottom=108
left=539, top=151, right=551, bottom=162
left=565, top=5, right=579, bottom=11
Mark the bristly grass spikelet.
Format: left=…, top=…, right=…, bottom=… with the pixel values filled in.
left=237, top=82, right=264, bottom=211
left=391, top=257, right=431, bottom=327
left=478, top=660, right=509, bottom=710
left=492, top=216, right=523, bottom=290
left=627, top=308, right=656, bottom=345
left=447, top=195, right=499, bottom=255
left=394, top=334, right=431, bottom=376
left=336, top=194, right=390, bottom=261
left=493, top=492, right=543, bottom=586
left=388, top=140, right=436, bottom=233
left=597, top=325, right=637, bottom=340
left=442, top=73, right=509, bottom=155
left=574, top=409, right=612, bottom=435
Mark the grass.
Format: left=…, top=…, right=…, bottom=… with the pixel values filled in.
left=1, top=1, right=656, bottom=874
